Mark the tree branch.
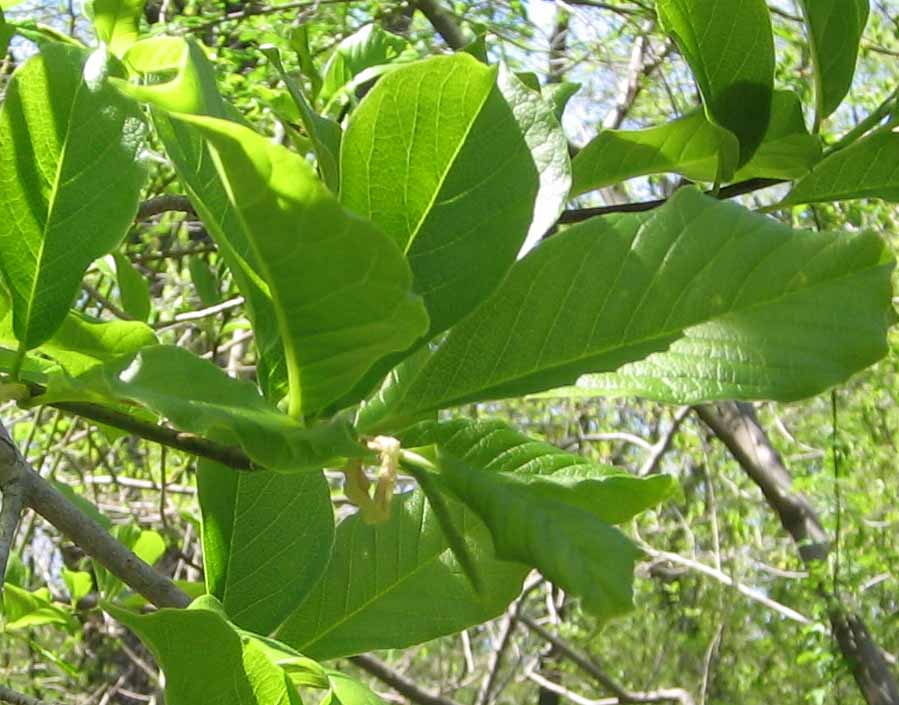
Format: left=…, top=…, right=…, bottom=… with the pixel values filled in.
left=558, top=178, right=783, bottom=224
left=350, top=654, right=464, bottom=705
left=415, top=0, right=467, bottom=50
left=0, top=421, right=191, bottom=610
left=0, top=437, right=26, bottom=589
left=135, top=194, right=195, bottom=222
left=696, top=402, right=899, bottom=705
left=0, top=685, right=63, bottom=705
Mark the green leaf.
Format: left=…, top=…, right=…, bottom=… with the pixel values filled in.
left=0, top=9, right=13, bottom=57
left=571, top=110, right=739, bottom=195
left=2, top=584, right=77, bottom=632
left=0, top=42, right=147, bottom=351
left=780, top=128, right=899, bottom=206
left=320, top=24, right=414, bottom=106
left=174, top=113, right=429, bottom=417
left=121, top=37, right=289, bottom=401
left=40, top=345, right=362, bottom=472
left=288, top=25, right=322, bottom=101
left=105, top=597, right=302, bottom=705
left=733, top=91, right=822, bottom=181
left=199, top=459, right=334, bottom=635
left=85, top=0, right=145, bottom=57
left=572, top=92, right=819, bottom=195
left=340, top=53, right=570, bottom=341
left=111, top=253, right=151, bottom=322
left=95, top=525, right=165, bottom=599
left=798, top=0, right=869, bottom=122
left=0, top=291, right=157, bottom=378
left=188, top=256, right=221, bottom=307
left=324, top=672, right=388, bottom=705
left=62, top=569, right=93, bottom=605
left=277, top=490, right=526, bottom=660
left=402, top=419, right=676, bottom=524
left=264, top=46, right=342, bottom=193
left=656, top=0, right=774, bottom=164
left=367, top=188, right=893, bottom=422
left=544, top=81, right=580, bottom=121
left=433, top=450, right=637, bottom=619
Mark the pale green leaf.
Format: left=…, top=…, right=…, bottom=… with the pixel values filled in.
left=0, top=42, right=146, bottom=350
left=62, top=570, right=93, bottom=605
left=324, top=672, right=388, bottom=705
left=368, top=188, right=893, bottom=422
left=199, top=459, right=334, bottom=635
left=433, top=451, right=637, bottom=619
left=320, top=24, right=414, bottom=106
left=175, top=113, right=429, bottom=417
left=3, top=584, right=77, bottom=632
left=798, top=0, right=869, bottom=121
left=120, top=37, right=289, bottom=401
left=657, top=0, right=774, bottom=164
left=85, top=0, right=145, bottom=56
left=277, top=491, right=526, bottom=660
left=781, top=128, right=899, bottom=206
left=105, top=597, right=302, bottom=705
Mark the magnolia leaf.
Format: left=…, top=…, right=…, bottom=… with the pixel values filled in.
left=105, top=597, right=302, bottom=705
left=433, top=450, right=637, bottom=619
left=85, top=0, right=145, bottom=56
left=174, top=113, right=429, bottom=417
left=781, top=129, right=899, bottom=206
left=263, top=46, right=341, bottom=192
left=340, top=52, right=569, bottom=341
left=657, top=0, right=774, bottom=164
left=111, top=253, right=151, bottom=322
left=39, top=345, right=362, bottom=472
left=367, top=188, right=893, bottom=425
left=798, top=0, right=869, bottom=121
left=277, top=490, right=526, bottom=660
left=0, top=42, right=146, bottom=351
left=199, top=459, right=334, bottom=635
left=120, top=37, right=290, bottom=401
left=402, top=419, right=676, bottom=524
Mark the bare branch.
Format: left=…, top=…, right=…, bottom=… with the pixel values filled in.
left=415, top=0, right=468, bottom=50
left=135, top=194, right=195, bottom=222
left=0, top=685, right=63, bottom=705
left=350, top=654, right=464, bottom=705
left=0, top=421, right=191, bottom=609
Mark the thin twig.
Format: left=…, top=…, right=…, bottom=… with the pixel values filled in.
left=350, top=654, right=464, bottom=705
left=0, top=685, right=63, bottom=705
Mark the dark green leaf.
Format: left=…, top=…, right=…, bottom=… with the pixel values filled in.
left=112, top=253, right=151, bottom=322
left=277, top=490, right=526, bottom=659
left=798, top=0, right=869, bottom=121
left=199, top=460, right=334, bottom=635
left=188, top=256, right=221, bottom=307
left=402, top=419, right=675, bottom=524
left=0, top=42, right=146, bottom=350
left=433, top=450, right=637, bottom=618
left=656, top=0, right=774, bottom=164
